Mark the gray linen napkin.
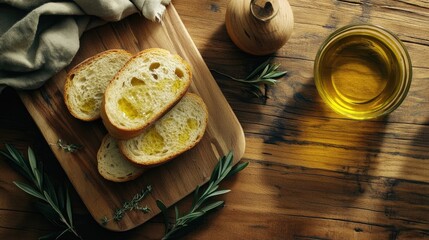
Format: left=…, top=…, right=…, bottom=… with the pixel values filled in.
left=0, top=0, right=170, bottom=92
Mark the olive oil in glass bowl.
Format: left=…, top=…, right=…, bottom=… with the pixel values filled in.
left=314, top=24, right=412, bottom=120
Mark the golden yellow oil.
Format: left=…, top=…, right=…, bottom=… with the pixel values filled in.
left=178, top=118, right=199, bottom=145
left=141, top=127, right=165, bottom=155
left=117, top=77, right=184, bottom=120
left=79, top=98, right=96, bottom=114
left=315, top=34, right=404, bottom=119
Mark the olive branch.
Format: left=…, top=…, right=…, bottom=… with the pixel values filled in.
left=0, top=144, right=81, bottom=240
left=156, top=151, right=248, bottom=239
left=211, top=58, right=287, bottom=99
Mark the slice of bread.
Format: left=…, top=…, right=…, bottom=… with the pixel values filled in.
left=64, top=49, right=132, bottom=121
left=118, top=93, right=208, bottom=167
left=101, top=48, right=192, bottom=139
left=97, top=134, right=145, bottom=182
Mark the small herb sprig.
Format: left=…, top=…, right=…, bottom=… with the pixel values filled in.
left=101, top=185, right=152, bottom=225
left=156, top=151, right=248, bottom=240
left=211, top=58, right=287, bottom=99
left=0, top=144, right=81, bottom=240
left=55, top=139, right=82, bottom=153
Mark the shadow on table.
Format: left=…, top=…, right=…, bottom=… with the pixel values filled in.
left=198, top=21, right=392, bottom=238
left=375, top=117, right=429, bottom=239
left=209, top=27, right=394, bottom=238
left=260, top=72, right=394, bottom=238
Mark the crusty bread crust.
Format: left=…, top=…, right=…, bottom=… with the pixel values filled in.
left=97, top=134, right=145, bottom=182
left=64, top=49, right=132, bottom=121
left=101, top=48, right=192, bottom=139
left=64, top=48, right=208, bottom=181
left=118, top=93, right=208, bottom=167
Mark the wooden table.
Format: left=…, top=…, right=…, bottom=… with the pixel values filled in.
left=1, top=0, right=428, bottom=239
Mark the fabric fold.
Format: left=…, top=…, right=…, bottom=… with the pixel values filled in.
left=0, top=0, right=170, bottom=92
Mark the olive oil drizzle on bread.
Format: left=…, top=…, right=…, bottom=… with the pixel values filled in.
left=64, top=49, right=132, bottom=121
left=118, top=93, right=208, bottom=167
left=101, top=48, right=192, bottom=140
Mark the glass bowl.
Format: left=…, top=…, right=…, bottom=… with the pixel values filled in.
left=314, top=24, right=412, bottom=120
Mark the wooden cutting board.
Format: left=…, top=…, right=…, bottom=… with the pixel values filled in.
left=18, top=4, right=245, bottom=232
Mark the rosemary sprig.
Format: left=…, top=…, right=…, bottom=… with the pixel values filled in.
left=0, top=144, right=81, bottom=240
left=156, top=151, right=248, bottom=240
left=101, top=185, right=152, bottom=225
left=211, top=58, right=287, bottom=99
left=55, top=139, right=82, bottom=153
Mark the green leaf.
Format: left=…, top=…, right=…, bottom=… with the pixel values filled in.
left=210, top=157, right=222, bottom=183
left=221, top=151, right=233, bottom=175
left=227, top=162, right=249, bottom=178
left=200, top=181, right=215, bottom=200
left=261, top=78, right=277, bottom=85
left=264, top=70, right=287, bottom=79
left=210, top=58, right=286, bottom=100
left=158, top=150, right=248, bottom=240
left=245, top=58, right=271, bottom=80
left=177, top=211, right=204, bottom=222
left=200, top=201, right=224, bottom=213
left=217, top=165, right=232, bottom=184
left=43, top=176, right=58, bottom=207
left=174, top=205, right=179, bottom=220
left=259, top=64, right=270, bottom=79
left=43, top=190, right=62, bottom=216
left=207, top=189, right=231, bottom=198
left=5, top=144, right=23, bottom=165
left=33, top=169, right=43, bottom=190
left=191, top=185, right=200, bottom=209
left=2, top=145, right=33, bottom=180
left=14, top=181, right=45, bottom=201
left=217, top=156, right=223, bottom=180
left=267, top=63, right=277, bottom=71
left=198, top=186, right=219, bottom=204
left=66, top=188, right=73, bottom=226
left=206, top=183, right=219, bottom=194
left=27, top=147, right=44, bottom=190
left=2, top=144, right=81, bottom=240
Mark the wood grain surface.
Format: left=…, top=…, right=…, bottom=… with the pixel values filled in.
left=17, top=4, right=245, bottom=232
left=1, top=0, right=429, bottom=239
